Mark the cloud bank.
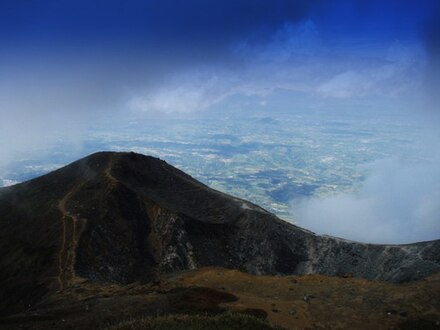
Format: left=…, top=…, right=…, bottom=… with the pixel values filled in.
left=293, top=155, right=440, bottom=244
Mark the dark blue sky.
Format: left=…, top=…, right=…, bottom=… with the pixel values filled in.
left=0, top=0, right=438, bottom=118
left=0, top=1, right=437, bottom=51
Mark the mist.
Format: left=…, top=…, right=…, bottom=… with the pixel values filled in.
left=293, top=137, right=440, bottom=244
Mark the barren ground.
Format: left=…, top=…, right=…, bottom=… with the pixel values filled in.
left=1, top=267, right=439, bottom=330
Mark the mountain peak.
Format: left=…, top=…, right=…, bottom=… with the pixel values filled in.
left=1, top=151, right=439, bottom=315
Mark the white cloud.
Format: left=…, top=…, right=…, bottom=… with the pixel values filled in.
left=128, top=21, right=428, bottom=113
left=317, top=41, right=426, bottom=99
left=254, top=20, right=322, bottom=62
left=317, top=70, right=372, bottom=98
left=292, top=156, right=440, bottom=244
left=129, top=71, right=233, bottom=113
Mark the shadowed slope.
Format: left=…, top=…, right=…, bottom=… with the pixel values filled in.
left=0, top=151, right=439, bottom=316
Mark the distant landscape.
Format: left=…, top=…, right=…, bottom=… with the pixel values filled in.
left=1, top=109, right=434, bottom=243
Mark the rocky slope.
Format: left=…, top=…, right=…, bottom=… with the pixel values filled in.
left=0, top=151, right=439, bottom=315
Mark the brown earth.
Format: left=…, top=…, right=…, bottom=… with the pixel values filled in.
left=1, top=267, right=439, bottom=330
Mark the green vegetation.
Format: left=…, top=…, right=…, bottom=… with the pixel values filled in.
left=106, top=313, right=283, bottom=330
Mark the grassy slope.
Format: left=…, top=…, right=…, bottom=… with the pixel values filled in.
left=1, top=267, right=439, bottom=330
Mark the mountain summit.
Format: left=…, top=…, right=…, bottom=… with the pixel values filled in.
left=1, top=151, right=439, bottom=314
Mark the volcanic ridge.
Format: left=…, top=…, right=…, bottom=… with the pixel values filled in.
left=0, top=151, right=439, bottom=329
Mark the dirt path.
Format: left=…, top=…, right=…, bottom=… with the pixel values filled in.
left=57, top=187, right=85, bottom=291
left=105, top=154, right=117, bottom=184
left=56, top=155, right=118, bottom=291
